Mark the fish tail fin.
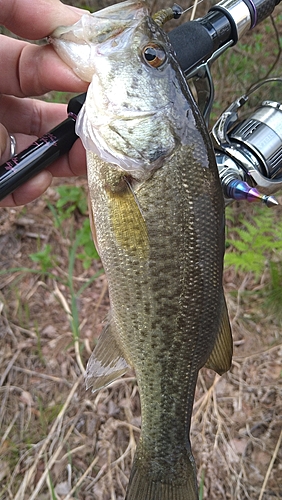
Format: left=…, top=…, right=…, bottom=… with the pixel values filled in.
left=125, top=451, right=198, bottom=500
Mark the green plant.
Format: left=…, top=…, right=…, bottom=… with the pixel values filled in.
left=225, top=205, right=282, bottom=278
left=29, top=243, right=56, bottom=272
left=225, top=204, right=282, bottom=316
left=50, top=185, right=88, bottom=228
left=49, top=185, right=99, bottom=268
left=45, top=91, right=71, bottom=105
left=56, top=230, right=103, bottom=373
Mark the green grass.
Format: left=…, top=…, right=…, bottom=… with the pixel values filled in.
left=199, top=469, right=205, bottom=500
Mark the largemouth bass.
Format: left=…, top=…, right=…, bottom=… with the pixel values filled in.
left=51, top=2, right=232, bottom=498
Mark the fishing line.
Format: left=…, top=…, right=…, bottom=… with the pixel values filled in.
left=153, top=0, right=205, bottom=26
left=181, top=0, right=205, bottom=20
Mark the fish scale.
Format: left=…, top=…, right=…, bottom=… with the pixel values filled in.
left=51, top=1, right=233, bottom=498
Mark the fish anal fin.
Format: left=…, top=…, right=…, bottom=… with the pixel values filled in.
left=205, top=295, right=233, bottom=375
left=85, top=318, right=130, bottom=392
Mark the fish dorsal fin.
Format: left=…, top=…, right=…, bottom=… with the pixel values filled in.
left=85, top=318, right=130, bottom=392
left=205, top=295, right=233, bottom=375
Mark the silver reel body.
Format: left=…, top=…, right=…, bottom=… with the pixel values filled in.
left=212, top=87, right=282, bottom=206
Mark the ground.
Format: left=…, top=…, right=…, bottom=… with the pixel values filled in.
left=0, top=1, right=282, bottom=499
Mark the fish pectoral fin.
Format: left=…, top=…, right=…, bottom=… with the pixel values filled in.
left=205, top=295, right=233, bottom=375
left=108, top=177, right=149, bottom=260
left=85, top=318, right=130, bottom=392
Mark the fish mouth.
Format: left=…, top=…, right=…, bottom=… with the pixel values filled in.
left=88, top=0, right=148, bottom=20
left=50, top=1, right=150, bottom=82
left=85, top=86, right=166, bottom=125
left=99, top=109, right=160, bottom=124
left=51, top=0, right=148, bottom=44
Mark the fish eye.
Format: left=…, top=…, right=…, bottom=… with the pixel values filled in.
left=142, top=43, right=166, bottom=68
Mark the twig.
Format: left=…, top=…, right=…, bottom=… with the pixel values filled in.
left=12, top=365, right=72, bottom=386
left=234, top=342, right=282, bottom=361
left=0, top=349, right=21, bottom=387
left=193, top=374, right=220, bottom=418
left=58, top=444, right=88, bottom=464
left=0, top=411, right=19, bottom=447
left=63, top=455, right=100, bottom=500
left=108, top=449, right=116, bottom=500
left=14, top=375, right=83, bottom=500
left=258, top=428, right=282, bottom=500
left=28, top=416, right=79, bottom=500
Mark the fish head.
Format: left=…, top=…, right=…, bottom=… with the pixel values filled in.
left=51, top=0, right=193, bottom=177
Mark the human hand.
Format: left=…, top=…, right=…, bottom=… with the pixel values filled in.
left=0, top=0, right=89, bottom=207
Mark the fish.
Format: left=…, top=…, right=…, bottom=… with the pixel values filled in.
left=51, top=1, right=232, bottom=498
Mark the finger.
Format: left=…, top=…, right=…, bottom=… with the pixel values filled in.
left=0, top=0, right=86, bottom=40
left=0, top=170, right=52, bottom=207
left=0, top=132, right=38, bottom=160
left=0, top=140, right=87, bottom=207
left=0, top=37, right=88, bottom=97
left=0, top=123, right=11, bottom=163
left=0, top=141, right=86, bottom=207
left=48, top=139, right=87, bottom=178
left=0, top=132, right=87, bottom=177
left=0, top=138, right=86, bottom=207
left=0, top=135, right=86, bottom=178
left=0, top=95, right=68, bottom=137
left=0, top=106, right=86, bottom=180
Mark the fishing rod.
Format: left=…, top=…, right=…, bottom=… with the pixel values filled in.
left=169, top=0, right=282, bottom=76
left=0, top=0, right=281, bottom=204
left=169, top=0, right=282, bottom=207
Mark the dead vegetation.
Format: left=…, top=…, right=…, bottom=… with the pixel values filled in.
left=0, top=188, right=281, bottom=500
left=1, top=0, right=282, bottom=499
